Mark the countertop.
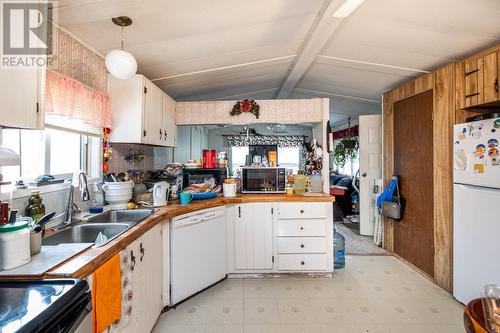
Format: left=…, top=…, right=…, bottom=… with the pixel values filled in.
left=1, top=193, right=334, bottom=280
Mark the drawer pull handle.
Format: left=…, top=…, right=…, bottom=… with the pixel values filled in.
left=300, top=227, right=304, bottom=230
left=300, top=210, right=304, bottom=213
left=300, top=244, right=304, bottom=248
left=301, top=261, right=305, bottom=265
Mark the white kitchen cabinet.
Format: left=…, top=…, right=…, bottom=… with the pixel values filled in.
left=0, top=66, right=44, bottom=129
left=118, top=224, right=163, bottom=333
left=276, top=202, right=333, bottom=273
left=234, top=203, right=273, bottom=270
left=108, top=74, right=176, bottom=147
left=162, top=94, right=176, bottom=147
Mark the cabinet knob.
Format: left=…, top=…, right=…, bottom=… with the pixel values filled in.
left=300, top=244, right=304, bottom=248
left=300, top=226, right=304, bottom=230
left=301, top=261, right=305, bottom=265
left=300, top=210, right=304, bottom=213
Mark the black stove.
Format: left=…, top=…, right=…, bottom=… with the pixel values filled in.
left=0, top=279, right=91, bottom=333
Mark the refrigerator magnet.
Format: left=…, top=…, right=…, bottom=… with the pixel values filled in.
left=473, top=144, right=487, bottom=157
left=488, top=147, right=499, bottom=158
left=454, top=149, right=467, bottom=171
left=457, top=132, right=466, bottom=141
left=487, top=138, right=498, bottom=148
left=468, top=123, right=483, bottom=138
left=492, top=158, right=500, bottom=167
left=473, top=163, right=485, bottom=174
left=494, top=119, right=500, bottom=129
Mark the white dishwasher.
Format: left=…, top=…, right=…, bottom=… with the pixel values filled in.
left=170, top=207, right=226, bottom=305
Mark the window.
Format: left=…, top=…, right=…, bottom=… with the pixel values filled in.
left=230, top=146, right=302, bottom=174
left=336, top=156, right=359, bottom=176
left=277, top=147, right=301, bottom=173
left=0, top=127, right=101, bottom=184
left=231, top=146, right=249, bottom=176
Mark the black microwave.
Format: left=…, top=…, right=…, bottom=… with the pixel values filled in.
left=241, top=167, right=286, bottom=193
left=183, top=167, right=227, bottom=189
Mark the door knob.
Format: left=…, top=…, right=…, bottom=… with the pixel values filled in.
left=361, top=172, right=367, bottom=177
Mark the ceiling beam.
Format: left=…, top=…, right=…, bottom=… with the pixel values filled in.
left=316, top=55, right=431, bottom=74
left=150, top=55, right=295, bottom=83
left=276, top=0, right=348, bottom=99
left=294, top=88, right=380, bottom=104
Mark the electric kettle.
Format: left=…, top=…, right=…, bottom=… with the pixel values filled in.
left=153, top=181, right=169, bottom=206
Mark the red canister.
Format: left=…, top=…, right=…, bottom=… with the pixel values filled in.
left=202, top=150, right=217, bottom=168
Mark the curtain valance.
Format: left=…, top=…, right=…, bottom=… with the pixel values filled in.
left=45, top=69, right=111, bottom=129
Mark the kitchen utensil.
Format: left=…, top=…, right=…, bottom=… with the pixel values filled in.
left=35, top=211, right=55, bottom=228
left=223, top=182, right=236, bottom=198
left=0, top=220, right=31, bottom=270
left=179, top=192, right=193, bottom=205
left=153, top=181, right=169, bottom=206
left=30, top=230, right=42, bottom=255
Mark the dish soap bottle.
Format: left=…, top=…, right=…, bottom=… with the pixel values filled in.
left=26, top=190, right=45, bottom=223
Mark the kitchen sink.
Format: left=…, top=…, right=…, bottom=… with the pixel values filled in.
left=42, top=223, right=130, bottom=247
left=86, top=209, right=153, bottom=224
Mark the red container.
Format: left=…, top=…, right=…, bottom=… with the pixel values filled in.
left=203, top=150, right=217, bottom=168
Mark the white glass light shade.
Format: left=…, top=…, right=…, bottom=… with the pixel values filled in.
left=105, top=49, right=137, bottom=80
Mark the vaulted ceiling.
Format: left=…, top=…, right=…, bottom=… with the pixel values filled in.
left=54, top=0, right=500, bottom=125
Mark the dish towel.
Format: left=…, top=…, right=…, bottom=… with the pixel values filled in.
left=110, top=249, right=134, bottom=332
left=92, top=254, right=122, bottom=333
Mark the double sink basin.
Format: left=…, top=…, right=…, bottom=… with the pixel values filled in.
left=42, top=209, right=154, bottom=248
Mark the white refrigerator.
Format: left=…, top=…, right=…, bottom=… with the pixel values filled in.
left=453, top=117, right=500, bottom=304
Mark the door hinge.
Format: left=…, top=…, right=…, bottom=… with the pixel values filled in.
left=144, top=86, right=148, bottom=94
left=272, top=255, right=275, bottom=263
left=143, top=129, right=147, bottom=137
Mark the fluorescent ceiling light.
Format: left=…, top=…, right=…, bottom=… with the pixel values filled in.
left=333, top=0, right=366, bottom=18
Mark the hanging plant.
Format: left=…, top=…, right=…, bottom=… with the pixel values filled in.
left=230, top=99, right=260, bottom=119
left=333, top=136, right=359, bottom=167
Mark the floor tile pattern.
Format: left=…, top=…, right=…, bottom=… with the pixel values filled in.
left=153, top=256, right=465, bottom=333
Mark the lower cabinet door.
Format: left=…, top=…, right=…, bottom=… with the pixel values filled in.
left=278, top=254, right=327, bottom=271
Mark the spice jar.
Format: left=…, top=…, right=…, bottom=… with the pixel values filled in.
left=26, top=190, right=45, bottom=223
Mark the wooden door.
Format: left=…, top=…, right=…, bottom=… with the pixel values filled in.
left=393, top=90, right=434, bottom=277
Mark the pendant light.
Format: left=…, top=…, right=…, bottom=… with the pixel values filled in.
left=105, top=16, right=137, bottom=80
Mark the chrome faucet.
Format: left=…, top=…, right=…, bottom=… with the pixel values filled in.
left=64, top=171, right=90, bottom=224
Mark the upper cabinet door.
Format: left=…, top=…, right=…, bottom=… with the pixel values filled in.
left=162, top=94, right=176, bottom=147
left=460, top=51, right=499, bottom=109
left=142, top=80, right=163, bottom=145
left=0, top=67, right=42, bottom=129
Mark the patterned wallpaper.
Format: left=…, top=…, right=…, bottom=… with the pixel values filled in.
left=48, top=25, right=107, bottom=93
left=176, top=99, right=325, bottom=125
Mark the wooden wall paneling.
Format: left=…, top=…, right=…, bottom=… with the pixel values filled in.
left=382, top=91, right=394, bottom=252
left=393, top=85, right=407, bottom=102
left=415, top=73, right=433, bottom=94
left=405, top=80, right=416, bottom=97
left=393, top=90, right=435, bottom=277
left=433, top=64, right=455, bottom=292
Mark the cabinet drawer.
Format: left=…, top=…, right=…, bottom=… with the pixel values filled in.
left=277, top=220, right=326, bottom=237
left=277, top=237, right=326, bottom=254
left=277, top=203, right=328, bottom=219
left=278, top=254, right=327, bottom=271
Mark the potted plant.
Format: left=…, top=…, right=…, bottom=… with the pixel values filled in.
left=333, top=136, right=359, bottom=167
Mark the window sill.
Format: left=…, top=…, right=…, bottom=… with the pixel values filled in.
left=0, top=178, right=101, bottom=201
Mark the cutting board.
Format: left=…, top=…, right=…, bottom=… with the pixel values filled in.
left=0, top=243, right=93, bottom=277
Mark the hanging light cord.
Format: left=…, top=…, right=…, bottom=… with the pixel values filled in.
left=120, top=25, right=125, bottom=50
